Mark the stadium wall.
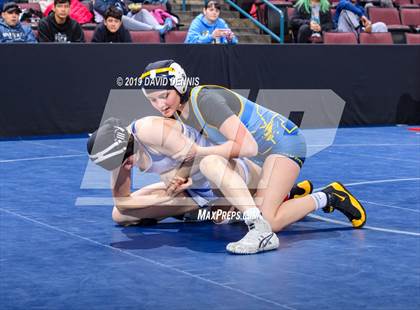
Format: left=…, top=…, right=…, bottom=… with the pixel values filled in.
left=0, top=44, right=419, bottom=137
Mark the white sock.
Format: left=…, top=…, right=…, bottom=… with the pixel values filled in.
left=243, top=207, right=262, bottom=225
left=311, top=192, right=328, bottom=211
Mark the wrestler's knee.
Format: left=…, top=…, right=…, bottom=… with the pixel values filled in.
left=112, top=206, right=138, bottom=226
left=199, top=155, right=227, bottom=177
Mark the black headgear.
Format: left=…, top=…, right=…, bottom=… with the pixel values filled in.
left=140, top=60, right=189, bottom=98
left=87, top=118, right=134, bottom=171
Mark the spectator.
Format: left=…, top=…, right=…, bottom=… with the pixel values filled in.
left=38, top=0, right=85, bottom=42
left=185, top=0, right=238, bottom=44
left=0, top=2, right=37, bottom=43
left=92, top=6, right=131, bottom=42
left=290, top=0, right=333, bottom=43
left=335, top=0, right=387, bottom=36
left=93, top=0, right=173, bottom=34
left=43, top=0, right=93, bottom=25
left=364, top=0, right=394, bottom=9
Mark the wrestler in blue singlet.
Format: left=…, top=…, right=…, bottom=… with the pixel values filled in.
left=176, top=85, right=307, bottom=168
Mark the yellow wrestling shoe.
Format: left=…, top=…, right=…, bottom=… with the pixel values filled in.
left=321, top=182, right=366, bottom=228
left=289, top=180, right=313, bottom=199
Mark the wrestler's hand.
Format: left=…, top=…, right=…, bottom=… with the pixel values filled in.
left=166, top=176, right=192, bottom=196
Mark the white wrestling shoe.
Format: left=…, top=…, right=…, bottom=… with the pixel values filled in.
left=226, top=217, right=279, bottom=254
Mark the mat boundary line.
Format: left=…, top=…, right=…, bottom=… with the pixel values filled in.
left=0, top=154, right=85, bottom=163
left=0, top=208, right=296, bottom=310
left=311, top=178, right=420, bottom=236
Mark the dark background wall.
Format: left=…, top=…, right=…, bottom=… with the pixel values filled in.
left=0, top=44, right=419, bottom=137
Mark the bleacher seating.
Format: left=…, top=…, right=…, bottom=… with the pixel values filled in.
left=82, top=23, right=97, bottom=31
left=165, top=31, right=188, bottom=43
left=393, top=0, right=413, bottom=6
left=368, top=7, right=410, bottom=31
left=287, top=7, right=295, bottom=21
left=323, top=32, right=358, bottom=44
left=265, top=1, right=292, bottom=36
left=400, top=8, right=420, bottom=27
left=130, top=31, right=161, bottom=43
left=9, top=0, right=420, bottom=45
left=405, top=32, right=420, bottom=43
left=142, top=4, right=167, bottom=11
left=83, top=30, right=94, bottom=43
left=18, top=2, right=41, bottom=11
left=359, top=32, right=394, bottom=43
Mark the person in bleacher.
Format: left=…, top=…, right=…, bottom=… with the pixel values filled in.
left=42, top=0, right=93, bottom=25
left=185, top=0, right=237, bottom=44
left=335, top=0, right=387, bottom=36
left=0, top=2, right=37, bottom=43
left=38, top=0, right=85, bottom=42
left=93, top=0, right=173, bottom=35
left=290, top=0, right=333, bottom=43
left=364, top=0, right=394, bottom=9
left=92, top=6, right=131, bottom=42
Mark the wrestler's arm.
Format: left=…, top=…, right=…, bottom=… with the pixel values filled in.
left=136, top=117, right=199, bottom=179
left=193, top=92, right=258, bottom=159
left=111, top=166, right=175, bottom=211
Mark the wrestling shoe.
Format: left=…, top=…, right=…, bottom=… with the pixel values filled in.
left=321, top=182, right=366, bottom=228
left=289, top=180, right=313, bottom=199
left=226, top=217, right=279, bottom=254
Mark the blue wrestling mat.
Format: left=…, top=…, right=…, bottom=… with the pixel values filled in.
left=1, top=126, right=419, bottom=309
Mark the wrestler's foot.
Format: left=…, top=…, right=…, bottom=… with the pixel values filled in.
left=321, top=182, right=367, bottom=228
left=226, top=216, right=279, bottom=254
left=289, top=180, right=313, bottom=199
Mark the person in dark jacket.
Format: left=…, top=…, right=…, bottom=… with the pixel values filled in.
left=0, top=2, right=36, bottom=43
left=38, top=0, right=84, bottom=42
left=92, top=6, right=131, bottom=42
left=290, top=0, right=333, bottom=43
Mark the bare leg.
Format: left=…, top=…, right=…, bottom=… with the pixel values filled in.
left=254, top=155, right=316, bottom=232
left=199, top=155, right=280, bottom=254
left=199, top=155, right=257, bottom=213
